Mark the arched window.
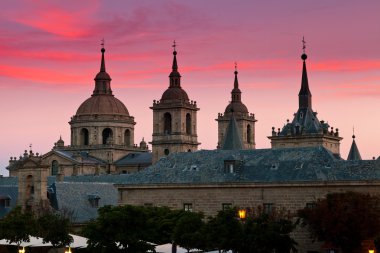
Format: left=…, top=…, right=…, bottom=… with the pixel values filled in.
left=164, top=149, right=170, bottom=156
left=164, top=113, right=172, bottom=134
left=51, top=160, right=59, bottom=176
left=125, top=129, right=131, bottom=146
left=247, top=125, right=252, bottom=143
left=80, top=128, right=89, bottom=146
left=102, top=128, right=113, bottom=145
left=186, top=113, right=191, bottom=134
left=26, top=175, right=34, bottom=199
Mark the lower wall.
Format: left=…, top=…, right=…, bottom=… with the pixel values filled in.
left=117, top=181, right=380, bottom=253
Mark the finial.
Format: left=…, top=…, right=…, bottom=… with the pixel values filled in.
left=301, top=36, right=307, bottom=60
left=101, top=38, right=105, bottom=52
left=352, top=126, right=355, bottom=139
left=172, top=40, right=177, bottom=55
left=29, top=144, right=32, bottom=152
left=234, top=61, right=238, bottom=75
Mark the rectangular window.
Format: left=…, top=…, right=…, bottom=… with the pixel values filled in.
left=306, top=202, right=316, bottom=209
left=0, top=198, right=10, bottom=208
left=183, top=203, right=193, bottom=212
left=263, top=203, right=273, bottom=214
left=222, top=203, right=232, bottom=210
left=224, top=161, right=235, bottom=173
left=89, top=198, right=99, bottom=208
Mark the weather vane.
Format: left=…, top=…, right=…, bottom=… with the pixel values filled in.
left=101, top=38, right=105, bottom=49
left=302, top=36, right=306, bottom=54
left=234, top=61, right=237, bottom=72
left=172, top=40, right=176, bottom=51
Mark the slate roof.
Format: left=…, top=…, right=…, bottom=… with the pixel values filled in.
left=0, top=178, right=18, bottom=218
left=115, top=152, right=152, bottom=166
left=347, top=136, right=362, bottom=161
left=49, top=150, right=106, bottom=165
left=54, top=182, right=118, bottom=223
left=222, top=116, right=243, bottom=150
left=61, top=146, right=380, bottom=185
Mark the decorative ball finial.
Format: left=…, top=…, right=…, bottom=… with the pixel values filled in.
left=234, top=61, right=238, bottom=75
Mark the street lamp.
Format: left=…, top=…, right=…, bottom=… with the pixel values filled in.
left=368, top=250, right=374, bottom=253
left=65, top=247, right=72, bottom=253
left=18, top=247, right=25, bottom=253
left=238, top=209, right=246, bottom=220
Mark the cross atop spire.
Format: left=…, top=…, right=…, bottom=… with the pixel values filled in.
left=302, top=36, right=306, bottom=54
left=169, top=41, right=181, bottom=88
left=101, top=38, right=105, bottom=49
left=172, top=40, right=177, bottom=52
left=234, top=61, right=238, bottom=73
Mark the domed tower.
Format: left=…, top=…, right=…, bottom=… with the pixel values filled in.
left=69, top=46, right=139, bottom=163
left=150, top=43, right=200, bottom=163
left=216, top=65, right=257, bottom=149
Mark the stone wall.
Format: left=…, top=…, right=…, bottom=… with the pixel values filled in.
left=118, top=181, right=380, bottom=253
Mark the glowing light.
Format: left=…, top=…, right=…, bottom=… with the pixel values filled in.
left=19, top=247, right=25, bottom=253
left=65, top=247, right=72, bottom=253
left=238, top=209, right=246, bottom=220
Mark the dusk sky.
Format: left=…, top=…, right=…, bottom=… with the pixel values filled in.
left=1, top=0, right=380, bottom=175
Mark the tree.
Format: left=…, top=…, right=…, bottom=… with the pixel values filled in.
left=83, top=205, right=155, bottom=253
left=37, top=211, right=73, bottom=247
left=0, top=206, right=36, bottom=246
left=298, top=192, right=380, bottom=253
left=172, top=211, right=205, bottom=252
left=205, top=207, right=243, bottom=252
left=239, top=211, right=297, bottom=253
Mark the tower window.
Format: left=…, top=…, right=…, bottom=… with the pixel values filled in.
left=164, top=113, right=172, bottom=134
left=26, top=175, right=34, bottom=199
left=102, top=128, right=113, bottom=145
left=80, top=128, right=89, bottom=146
left=247, top=124, right=252, bottom=143
left=51, top=160, right=59, bottom=176
left=124, top=129, right=131, bottom=146
left=186, top=113, right=192, bottom=134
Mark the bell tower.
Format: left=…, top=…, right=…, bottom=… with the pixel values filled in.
left=150, top=42, right=200, bottom=163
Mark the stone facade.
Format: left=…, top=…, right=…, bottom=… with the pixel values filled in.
left=150, top=49, right=200, bottom=163
left=217, top=69, right=256, bottom=149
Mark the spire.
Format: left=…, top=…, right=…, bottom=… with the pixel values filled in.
left=93, top=40, right=112, bottom=95
left=347, top=134, right=362, bottom=160
left=169, top=40, right=181, bottom=88
left=298, top=37, right=312, bottom=109
left=231, top=62, right=242, bottom=102
left=222, top=113, right=243, bottom=150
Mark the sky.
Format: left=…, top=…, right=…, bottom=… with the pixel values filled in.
left=1, top=0, right=380, bottom=176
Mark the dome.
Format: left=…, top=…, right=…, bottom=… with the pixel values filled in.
left=224, top=102, right=248, bottom=114
left=76, top=95, right=129, bottom=116
left=161, top=87, right=189, bottom=101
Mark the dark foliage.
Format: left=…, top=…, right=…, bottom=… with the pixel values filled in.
left=298, top=192, right=380, bottom=253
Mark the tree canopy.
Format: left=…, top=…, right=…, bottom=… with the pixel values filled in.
left=298, top=191, right=380, bottom=253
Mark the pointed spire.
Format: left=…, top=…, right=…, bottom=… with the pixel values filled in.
left=299, top=37, right=312, bottom=109
left=231, top=62, right=242, bottom=102
left=93, top=40, right=112, bottom=95
left=222, top=113, right=243, bottom=150
left=169, top=40, right=181, bottom=88
left=347, top=134, right=362, bottom=160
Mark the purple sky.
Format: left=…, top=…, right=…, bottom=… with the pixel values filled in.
left=1, top=0, right=380, bottom=175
